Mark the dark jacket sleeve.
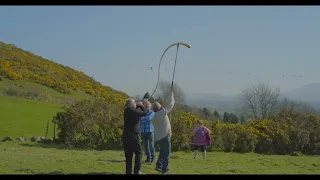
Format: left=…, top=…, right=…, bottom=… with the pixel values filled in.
left=125, top=106, right=148, bottom=127
left=123, top=106, right=148, bottom=134
left=132, top=106, right=148, bottom=116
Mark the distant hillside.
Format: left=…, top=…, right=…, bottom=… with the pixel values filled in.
left=281, top=83, right=320, bottom=109
left=186, top=93, right=241, bottom=112
left=187, top=83, right=320, bottom=111
left=0, top=41, right=129, bottom=103
left=281, top=83, right=320, bottom=102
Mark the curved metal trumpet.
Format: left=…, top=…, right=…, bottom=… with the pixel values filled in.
left=149, top=42, right=191, bottom=100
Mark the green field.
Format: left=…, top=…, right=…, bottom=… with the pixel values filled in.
left=0, top=78, right=93, bottom=138
left=0, top=96, right=62, bottom=138
left=0, top=141, right=320, bottom=174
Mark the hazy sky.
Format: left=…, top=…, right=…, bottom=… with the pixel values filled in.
left=0, top=6, right=320, bottom=96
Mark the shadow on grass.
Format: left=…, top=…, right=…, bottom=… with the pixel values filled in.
left=19, top=141, right=124, bottom=152
left=19, top=141, right=66, bottom=149
left=37, top=171, right=159, bottom=175
left=36, top=171, right=117, bottom=175
left=103, top=159, right=126, bottom=163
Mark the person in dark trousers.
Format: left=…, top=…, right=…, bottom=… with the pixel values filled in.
left=149, top=93, right=175, bottom=174
left=123, top=98, right=148, bottom=175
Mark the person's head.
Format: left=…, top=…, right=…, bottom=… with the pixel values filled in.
left=125, top=98, right=136, bottom=109
left=196, top=120, right=204, bottom=127
left=142, top=99, right=151, bottom=111
left=152, top=101, right=162, bottom=112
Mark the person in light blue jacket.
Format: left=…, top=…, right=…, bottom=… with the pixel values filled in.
left=140, top=99, right=156, bottom=164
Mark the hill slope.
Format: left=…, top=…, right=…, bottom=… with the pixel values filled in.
left=282, top=83, right=320, bottom=102
left=0, top=41, right=129, bottom=103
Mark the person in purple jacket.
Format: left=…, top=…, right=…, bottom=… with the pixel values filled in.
left=192, top=120, right=211, bottom=159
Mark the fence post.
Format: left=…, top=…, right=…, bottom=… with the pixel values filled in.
left=45, top=120, right=49, bottom=138
left=53, top=124, right=56, bottom=140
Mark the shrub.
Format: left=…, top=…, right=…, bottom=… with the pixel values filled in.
left=280, top=112, right=320, bottom=155
left=3, top=87, right=20, bottom=96
left=170, top=110, right=198, bottom=151
left=250, top=119, right=290, bottom=154
left=211, top=123, right=257, bottom=153
left=233, top=125, right=257, bottom=153
left=53, top=99, right=124, bottom=149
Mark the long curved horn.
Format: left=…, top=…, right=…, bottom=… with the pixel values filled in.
left=149, top=42, right=191, bottom=100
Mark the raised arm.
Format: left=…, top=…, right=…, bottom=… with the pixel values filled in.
left=141, top=111, right=155, bottom=122
left=164, top=93, right=175, bottom=114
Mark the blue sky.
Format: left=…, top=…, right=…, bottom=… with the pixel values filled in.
left=0, top=6, right=320, bottom=96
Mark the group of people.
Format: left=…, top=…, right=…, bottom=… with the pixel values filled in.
left=122, top=92, right=211, bottom=175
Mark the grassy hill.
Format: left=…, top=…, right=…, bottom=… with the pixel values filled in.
left=0, top=41, right=130, bottom=138
left=0, top=41, right=129, bottom=104
left=0, top=77, right=92, bottom=103
left=1, top=141, right=320, bottom=174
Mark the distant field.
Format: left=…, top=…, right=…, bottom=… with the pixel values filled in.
left=0, top=77, right=93, bottom=138
left=0, top=96, right=62, bottom=138
left=0, top=141, right=320, bottom=174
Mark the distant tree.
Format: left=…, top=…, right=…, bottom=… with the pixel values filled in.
left=240, top=116, right=246, bottom=124
left=213, top=110, right=220, bottom=119
left=223, top=112, right=230, bottom=123
left=134, top=95, right=141, bottom=101
left=156, top=80, right=185, bottom=105
left=202, top=108, right=211, bottom=120
left=240, top=83, right=280, bottom=119
left=229, top=113, right=239, bottom=124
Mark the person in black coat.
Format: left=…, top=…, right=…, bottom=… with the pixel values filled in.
left=123, top=98, right=148, bottom=175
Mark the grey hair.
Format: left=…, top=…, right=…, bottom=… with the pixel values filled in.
left=152, top=101, right=162, bottom=112
left=142, top=99, right=150, bottom=106
left=125, top=98, right=135, bottom=108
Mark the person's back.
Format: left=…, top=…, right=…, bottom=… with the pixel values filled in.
left=123, top=107, right=143, bottom=137
left=152, top=93, right=175, bottom=174
left=122, top=99, right=148, bottom=175
left=192, top=120, right=211, bottom=159
left=194, top=127, right=207, bottom=146
left=153, top=109, right=172, bottom=141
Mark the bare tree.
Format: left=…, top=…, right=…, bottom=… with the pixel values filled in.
left=156, top=80, right=186, bottom=105
left=241, top=87, right=258, bottom=119
left=240, top=83, right=280, bottom=119
left=134, top=95, right=141, bottom=101
left=300, top=103, right=316, bottom=114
